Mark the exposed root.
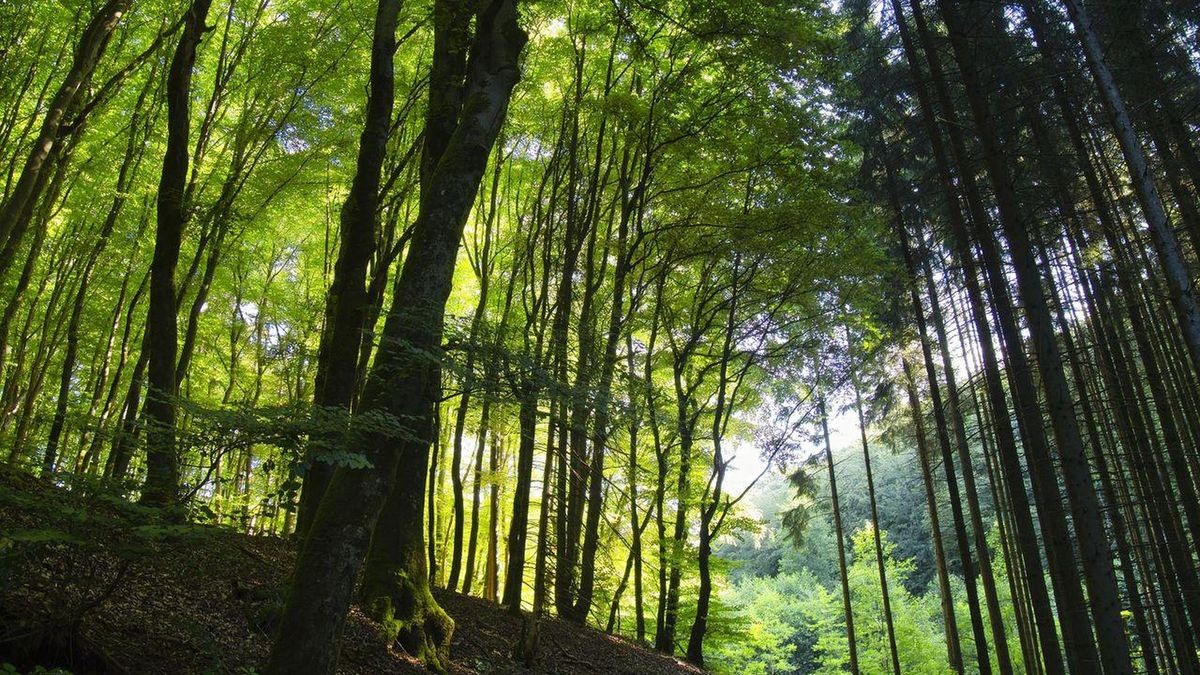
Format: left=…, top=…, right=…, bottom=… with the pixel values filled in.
left=361, top=562, right=454, bottom=673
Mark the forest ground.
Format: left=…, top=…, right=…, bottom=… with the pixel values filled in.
left=0, top=470, right=700, bottom=675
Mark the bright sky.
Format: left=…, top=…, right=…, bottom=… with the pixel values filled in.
left=723, top=404, right=861, bottom=496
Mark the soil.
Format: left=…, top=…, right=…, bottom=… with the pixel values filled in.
left=0, top=469, right=701, bottom=674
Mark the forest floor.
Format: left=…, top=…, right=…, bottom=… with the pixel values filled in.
left=0, top=470, right=702, bottom=675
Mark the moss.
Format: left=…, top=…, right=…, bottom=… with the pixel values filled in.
left=361, top=560, right=454, bottom=673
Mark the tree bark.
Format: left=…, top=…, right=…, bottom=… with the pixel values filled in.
left=141, top=0, right=214, bottom=507
left=294, top=0, right=401, bottom=537
left=266, top=3, right=525, bottom=672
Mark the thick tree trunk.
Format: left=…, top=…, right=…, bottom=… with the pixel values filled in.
left=265, top=3, right=525, bottom=672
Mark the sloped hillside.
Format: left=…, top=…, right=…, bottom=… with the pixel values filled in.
left=0, top=470, right=700, bottom=675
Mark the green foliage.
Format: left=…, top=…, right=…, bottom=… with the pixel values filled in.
left=711, top=428, right=1015, bottom=675
left=0, top=0, right=900, bottom=668
left=1, top=664, right=71, bottom=675
left=712, top=522, right=960, bottom=675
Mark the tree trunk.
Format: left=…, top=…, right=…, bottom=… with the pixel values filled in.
left=502, top=386, right=537, bottom=612
left=294, top=0, right=400, bottom=538
left=889, top=155, right=992, bottom=675
left=571, top=158, right=634, bottom=624
left=265, top=3, right=525, bottom=672
left=919, top=253, right=1012, bottom=675
left=850, top=368, right=901, bottom=675
left=822, top=394, right=860, bottom=675
left=902, top=360, right=962, bottom=673
left=141, top=0, right=214, bottom=507
left=898, top=1, right=1075, bottom=669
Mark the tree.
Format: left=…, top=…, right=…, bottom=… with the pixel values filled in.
left=265, top=1, right=526, bottom=671
left=293, top=0, right=402, bottom=539
left=142, top=0, right=215, bottom=508
left=0, top=0, right=132, bottom=282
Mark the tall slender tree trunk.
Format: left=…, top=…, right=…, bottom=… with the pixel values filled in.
left=462, top=395, right=490, bottom=596
left=888, top=156, right=992, bottom=674
left=686, top=265, right=742, bottom=666
left=902, top=359, right=962, bottom=673
left=141, top=0, right=214, bottom=507
left=503, top=384, right=537, bottom=611
left=572, top=167, right=634, bottom=625
left=42, top=76, right=151, bottom=476
left=656, top=359, right=695, bottom=654
left=820, top=393, right=859, bottom=674
left=919, top=253, right=1012, bottom=674
left=850, top=367, right=901, bottom=675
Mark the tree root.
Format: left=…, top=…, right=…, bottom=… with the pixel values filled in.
left=361, top=562, right=454, bottom=673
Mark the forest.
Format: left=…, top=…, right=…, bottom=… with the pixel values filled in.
left=0, top=0, right=1198, bottom=672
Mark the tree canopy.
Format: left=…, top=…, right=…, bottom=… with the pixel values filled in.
left=2, top=0, right=1199, bottom=673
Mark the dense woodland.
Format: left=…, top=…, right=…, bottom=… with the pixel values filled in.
left=1, top=0, right=1199, bottom=673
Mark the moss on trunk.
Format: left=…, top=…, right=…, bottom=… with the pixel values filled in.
left=361, top=521, right=453, bottom=672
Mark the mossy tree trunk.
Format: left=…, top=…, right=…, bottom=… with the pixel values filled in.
left=266, top=2, right=526, bottom=673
